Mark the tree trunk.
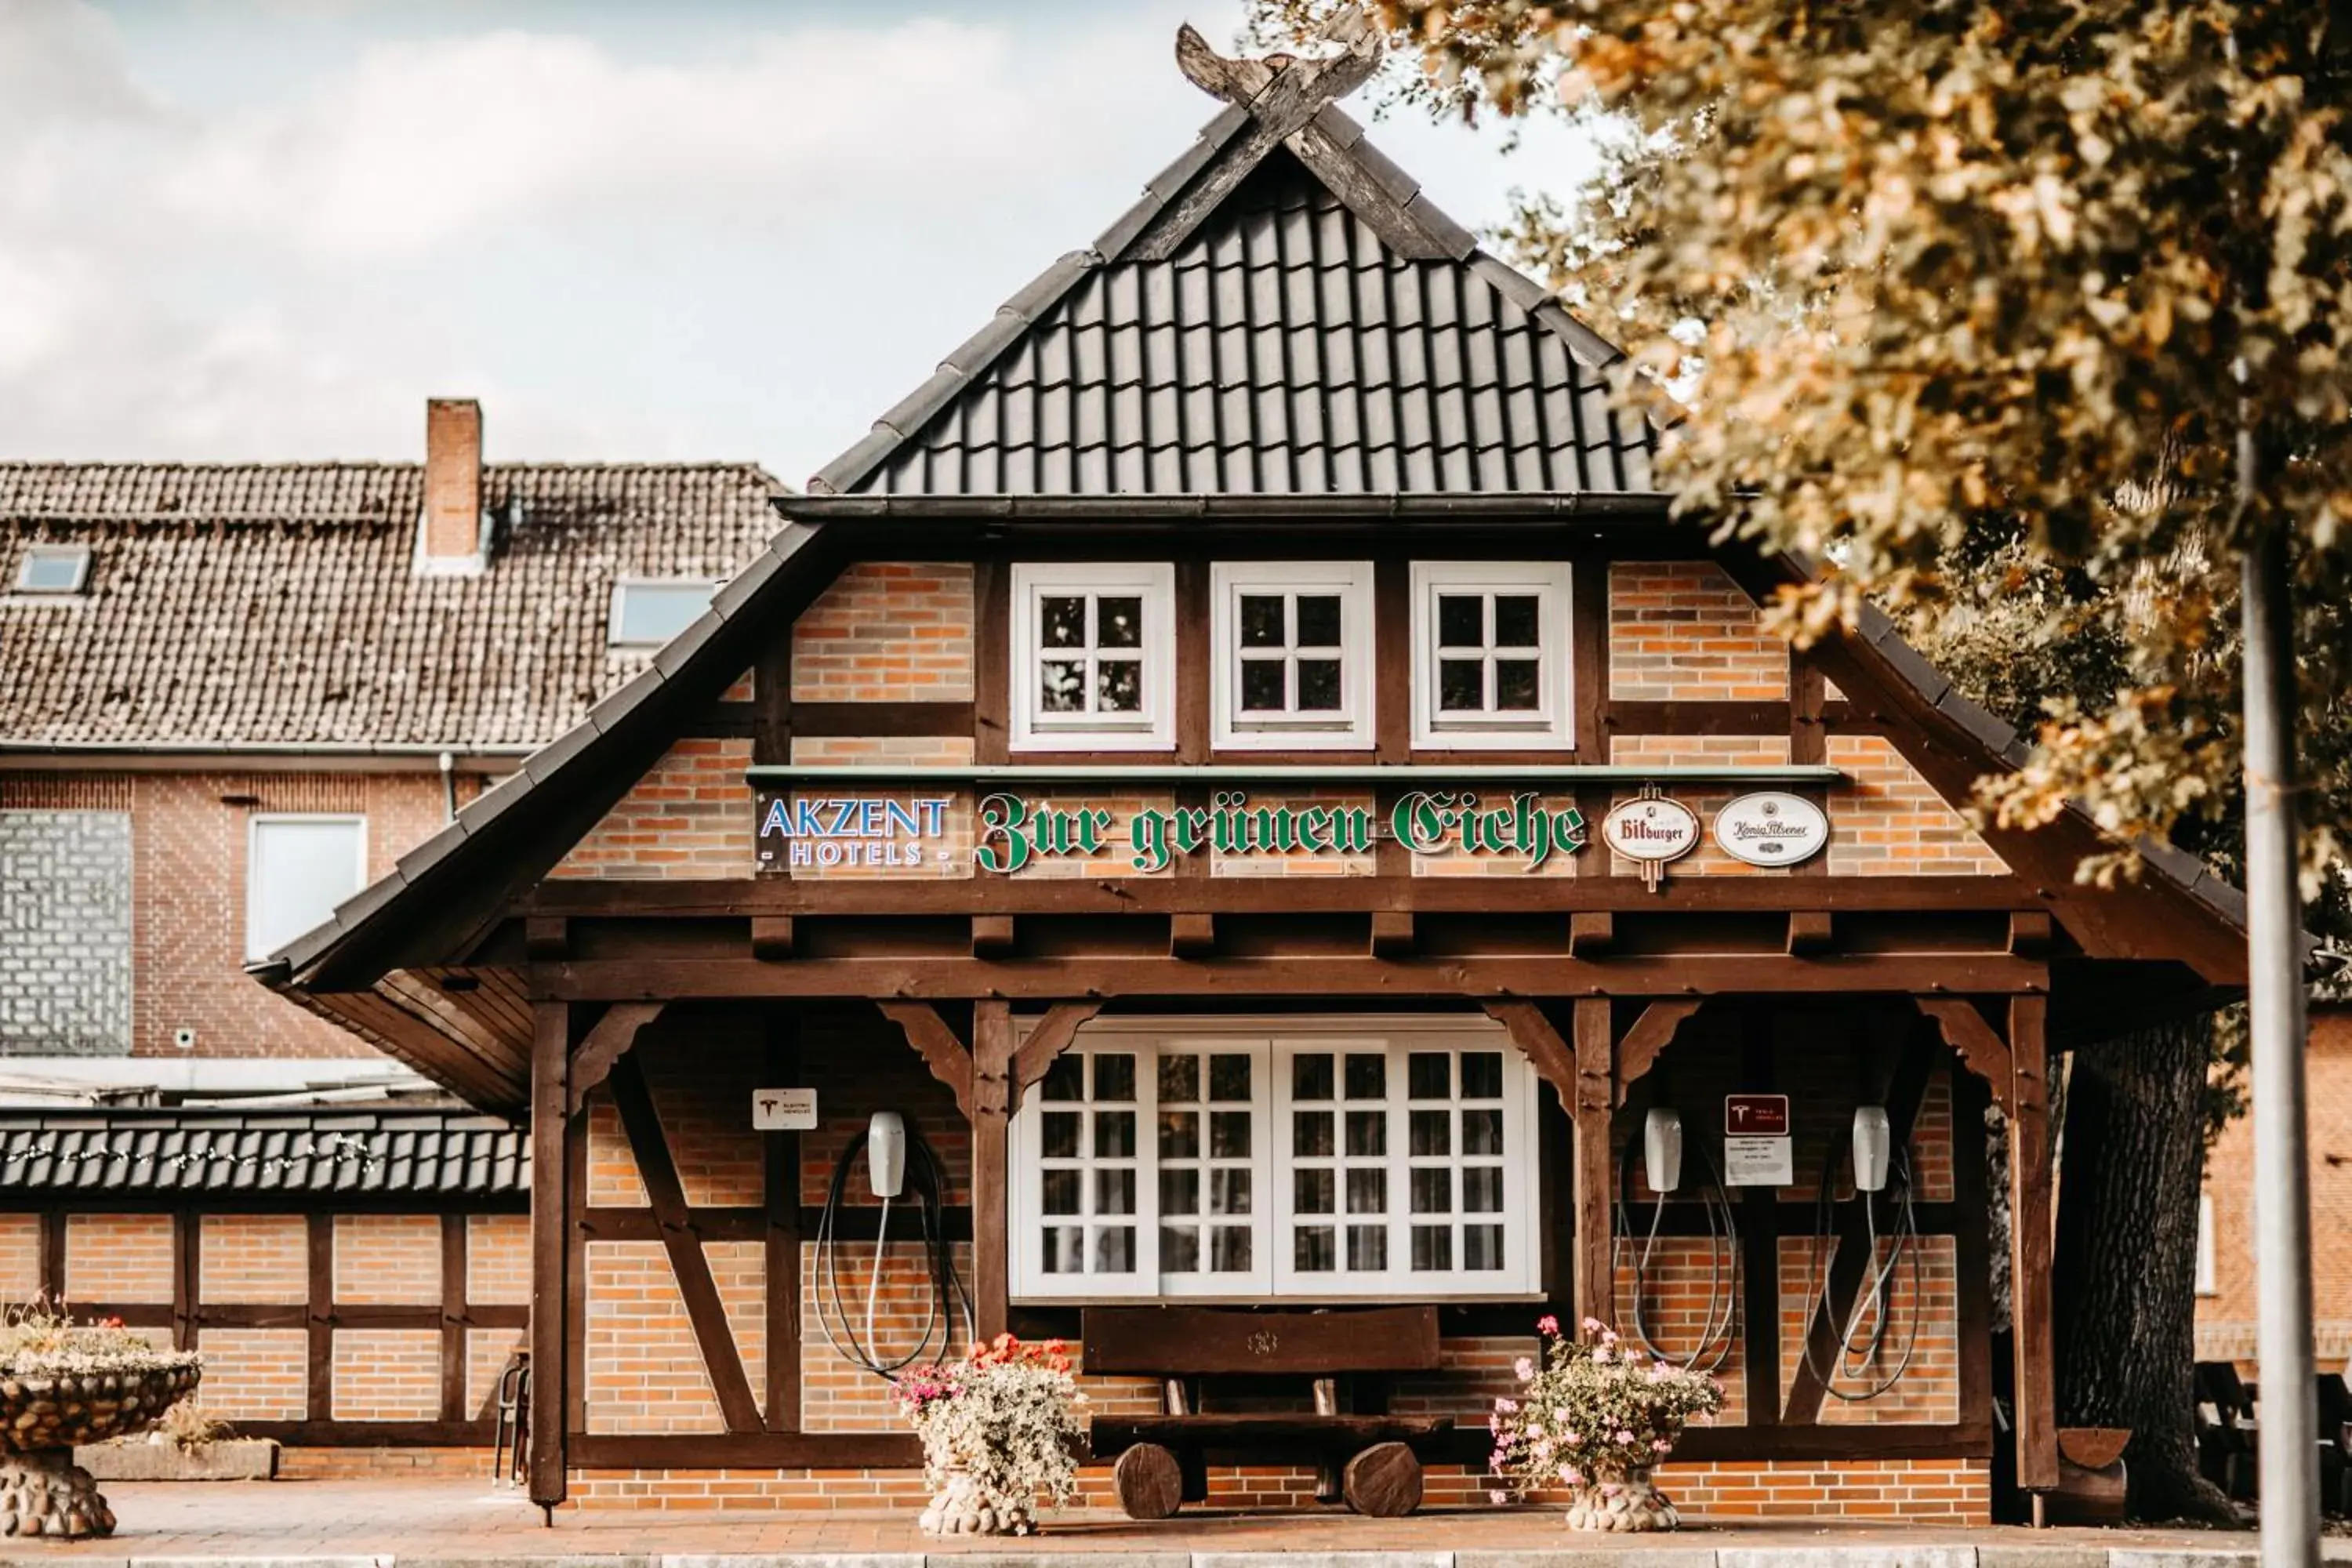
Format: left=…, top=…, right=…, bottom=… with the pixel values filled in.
left=2051, top=1016, right=2239, bottom=1524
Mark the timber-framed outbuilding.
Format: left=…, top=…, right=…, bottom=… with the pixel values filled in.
left=256, top=27, right=2248, bottom=1525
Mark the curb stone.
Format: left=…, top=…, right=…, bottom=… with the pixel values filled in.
left=1980, top=1548, right=2107, bottom=1568
left=1461, top=1550, right=1721, bottom=1568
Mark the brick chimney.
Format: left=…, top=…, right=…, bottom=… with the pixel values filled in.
left=416, top=397, right=485, bottom=575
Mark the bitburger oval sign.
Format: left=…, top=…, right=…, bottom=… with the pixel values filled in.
left=1711, top=791, right=1830, bottom=868
left=1601, top=797, right=1700, bottom=862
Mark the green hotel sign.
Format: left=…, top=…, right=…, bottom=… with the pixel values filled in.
left=976, top=790, right=1589, bottom=874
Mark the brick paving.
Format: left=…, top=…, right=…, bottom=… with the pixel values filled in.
left=5, top=1478, right=2341, bottom=1564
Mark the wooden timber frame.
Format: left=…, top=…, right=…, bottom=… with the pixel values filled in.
left=3, top=1199, right=528, bottom=1446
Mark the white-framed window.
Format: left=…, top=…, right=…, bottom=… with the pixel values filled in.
left=1410, top=561, right=1573, bottom=750
left=2196, top=1192, right=2218, bottom=1296
left=1210, top=561, right=1374, bottom=750
left=245, top=815, right=368, bottom=962
left=1009, top=1015, right=1541, bottom=1301
left=1009, top=562, right=1174, bottom=752
left=608, top=579, right=716, bottom=648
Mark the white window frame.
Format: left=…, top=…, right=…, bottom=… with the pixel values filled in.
left=1410, top=561, right=1574, bottom=750
left=607, top=577, right=717, bottom=649
left=1008, top=562, right=1175, bottom=752
left=1008, top=1014, right=1541, bottom=1303
left=13, top=544, right=90, bottom=595
left=2195, top=1192, right=2218, bottom=1297
left=244, top=814, right=368, bottom=962
left=1210, top=561, right=1374, bottom=751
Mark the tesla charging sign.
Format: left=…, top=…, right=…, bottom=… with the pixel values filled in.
left=1723, top=1093, right=1793, bottom=1185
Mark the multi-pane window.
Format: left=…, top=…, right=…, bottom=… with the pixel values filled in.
left=1210, top=562, right=1374, bottom=749
left=1010, top=1020, right=1538, bottom=1300
left=1009, top=563, right=1174, bottom=750
left=1410, top=562, right=1573, bottom=749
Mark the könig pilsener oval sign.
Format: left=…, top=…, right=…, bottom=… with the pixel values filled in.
left=1711, top=790, right=1829, bottom=868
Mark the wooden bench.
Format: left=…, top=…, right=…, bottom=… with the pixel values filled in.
left=1082, top=1305, right=1452, bottom=1519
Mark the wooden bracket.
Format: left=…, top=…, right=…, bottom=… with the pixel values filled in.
left=1915, top=996, right=2013, bottom=1108
left=1481, top=1001, right=1577, bottom=1116
left=750, top=916, right=795, bottom=961
left=1171, top=913, right=1217, bottom=958
left=1786, top=911, right=1835, bottom=955
left=1568, top=912, right=1614, bottom=957
left=1613, top=1000, right=1704, bottom=1106
left=1370, top=911, right=1415, bottom=958
left=524, top=916, right=570, bottom=961
left=1007, top=1003, right=1106, bottom=1115
left=877, top=1001, right=973, bottom=1119
left=566, top=1002, right=664, bottom=1115
left=971, top=915, right=1017, bottom=957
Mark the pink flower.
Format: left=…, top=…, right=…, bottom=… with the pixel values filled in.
left=1616, top=1428, right=1636, bottom=1444
left=1514, top=1356, right=1535, bottom=1380
left=1562, top=1466, right=1583, bottom=1486
left=1536, top=1314, right=1561, bottom=1337
left=1563, top=1429, right=1580, bottom=1444
left=1652, top=1438, right=1674, bottom=1453
left=1592, top=1345, right=1612, bottom=1363
left=1581, top=1316, right=1606, bottom=1334
left=1489, top=1488, right=1508, bottom=1506
left=1493, top=1396, right=1519, bottom=1414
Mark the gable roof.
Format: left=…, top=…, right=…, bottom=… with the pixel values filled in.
left=0, top=1105, right=526, bottom=1200
left=0, top=462, right=780, bottom=754
left=813, top=49, right=1653, bottom=502
left=253, top=35, right=2252, bottom=1113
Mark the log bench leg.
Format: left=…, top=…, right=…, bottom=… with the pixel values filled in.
left=1342, top=1441, right=1421, bottom=1518
left=1112, top=1444, right=1184, bottom=1521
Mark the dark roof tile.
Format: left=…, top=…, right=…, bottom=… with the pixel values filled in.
left=0, top=1109, right=526, bottom=1198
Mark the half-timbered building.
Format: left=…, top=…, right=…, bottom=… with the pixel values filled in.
left=257, top=31, right=2249, bottom=1525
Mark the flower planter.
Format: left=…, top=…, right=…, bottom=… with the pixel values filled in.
left=0, top=1363, right=202, bottom=1537
left=916, top=1466, right=1036, bottom=1537
left=897, top=1336, right=1082, bottom=1538
left=78, top=1435, right=278, bottom=1483
left=1563, top=1468, right=1680, bottom=1532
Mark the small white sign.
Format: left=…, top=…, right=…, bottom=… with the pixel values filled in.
left=1722, top=1134, right=1795, bottom=1187
left=1601, top=797, right=1700, bottom=862
left=752, top=1087, right=818, bottom=1131
left=1711, top=792, right=1829, bottom=868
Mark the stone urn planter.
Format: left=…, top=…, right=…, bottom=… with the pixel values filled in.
left=1563, top=1468, right=1680, bottom=1532
left=893, top=1336, right=1082, bottom=1539
left=0, top=1357, right=202, bottom=1537
left=916, top=1465, right=1036, bottom=1537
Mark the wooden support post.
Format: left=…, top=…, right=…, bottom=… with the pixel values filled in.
left=1951, top=1067, right=1995, bottom=1439
left=1738, top=1010, right=1780, bottom=1427
left=2009, top=994, right=2058, bottom=1494
left=440, top=1214, right=468, bottom=1421
left=171, top=1209, right=198, bottom=1352
left=1570, top=998, right=1614, bottom=1335
left=37, top=1209, right=61, bottom=1304
left=307, top=1213, right=333, bottom=1425
left=972, top=1000, right=1014, bottom=1345
left=528, top=1000, right=572, bottom=1512
left=764, top=1011, right=803, bottom=1432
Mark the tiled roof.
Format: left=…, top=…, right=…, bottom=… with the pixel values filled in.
left=0, top=1107, right=526, bottom=1197
left=818, top=143, right=1654, bottom=499
left=0, top=462, right=781, bottom=751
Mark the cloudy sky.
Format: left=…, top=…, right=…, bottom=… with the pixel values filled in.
left=1, top=0, right=1599, bottom=486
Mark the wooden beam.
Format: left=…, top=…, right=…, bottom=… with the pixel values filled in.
left=524, top=916, right=569, bottom=960
left=971, top=915, right=1016, bottom=957
left=1951, top=1067, right=1996, bottom=1442
left=526, top=873, right=2045, bottom=919
left=307, top=1214, right=333, bottom=1425
left=1007, top=1003, right=1105, bottom=1115
left=1480, top=1001, right=1577, bottom=1116
left=1169, top=912, right=1216, bottom=957
left=1613, top=1000, right=1704, bottom=1105
left=565, top=1000, right=664, bottom=1115
left=973, top=559, right=1009, bottom=765
left=750, top=916, right=796, bottom=960
left=2008, top=910, right=2055, bottom=955
left=1568, top=911, right=1614, bottom=956
left=2009, top=994, right=2058, bottom=1493
left=971, top=1000, right=1014, bottom=1345
left=876, top=1000, right=973, bottom=1118
left=1570, top=998, right=1614, bottom=1336
left=764, top=1012, right=802, bottom=1432
left=171, top=1207, right=198, bottom=1352
left=1786, top=911, right=1835, bottom=955
left=605, top=1052, right=764, bottom=1434
left=543, top=953, right=2056, bottom=1002
left=1369, top=910, right=1415, bottom=958
left=439, top=1214, right=466, bottom=1422
left=1915, top=997, right=2013, bottom=1108
left=527, top=1000, right=570, bottom=1508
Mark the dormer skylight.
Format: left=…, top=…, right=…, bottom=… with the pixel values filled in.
left=13, top=544, right=91, bottom=595
left=608, top=578, right=715, bottom=648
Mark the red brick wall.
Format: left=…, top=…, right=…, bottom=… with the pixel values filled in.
left=2198, top=1004, right=2352, bottom=1368
left=64, top=1212, right=172, bottom=1299
left=551, top=739, right=754, bottom=880
left=199, top=1329, right=308, bottom=1419
left=1825, top=737, right=2009, bottom=876
left=790, top=561, right=974, bottom=701
left=1608, top=562, right=1788, bottom=701
left=334, top=1214, right=441, bottom=1304
left=0, top=769, right=486, bottom=1058
left=200, top=1213, right=306, bottom=1302
left=331, top=1330, right=441, bottom=1420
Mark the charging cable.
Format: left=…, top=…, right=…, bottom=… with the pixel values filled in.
left=813, top=1118, right=974, bottom=1379
left=1615, top=1134, right=1740, bottom=1374
left=1798, top=1134, right=1923, bottom=1400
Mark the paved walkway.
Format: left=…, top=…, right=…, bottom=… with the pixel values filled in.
left=7, top=1479, right=2346, bottom=1567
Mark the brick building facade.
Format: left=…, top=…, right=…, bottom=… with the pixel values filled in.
left=262, top=34, right=2251, bottom=1530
